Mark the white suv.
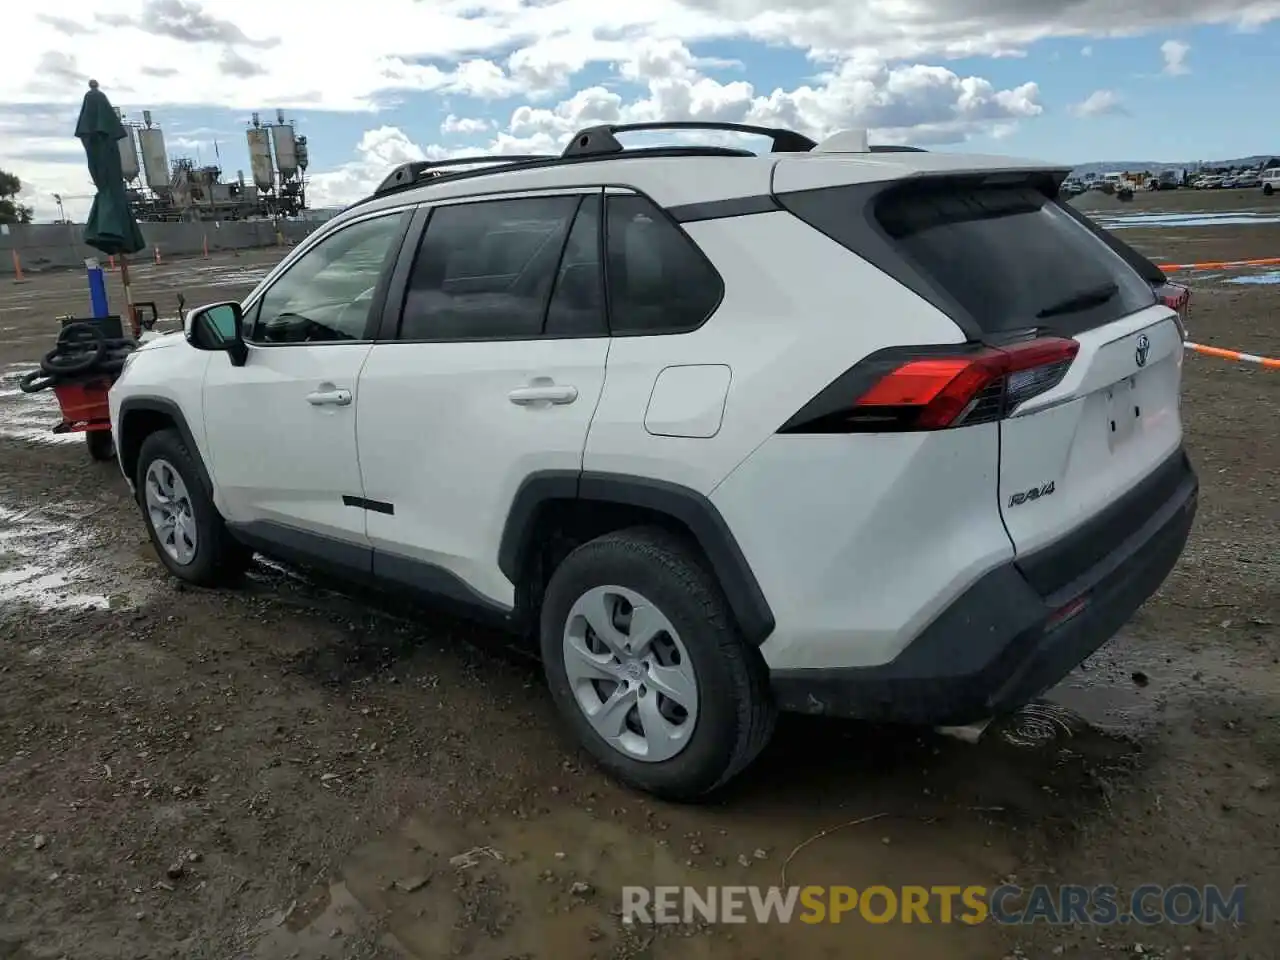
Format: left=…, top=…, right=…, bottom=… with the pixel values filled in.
left=109, top=122, right=1198, bottom=800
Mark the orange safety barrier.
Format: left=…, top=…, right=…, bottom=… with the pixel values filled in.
left=1184, top=341, right=1280, bottom=369
left=1160, top=256, right=1280, bottom=272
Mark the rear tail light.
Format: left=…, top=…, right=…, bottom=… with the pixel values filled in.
left=1153, top=281, right=1191, bottom=339
left=780, top=337, right=1079, bottom=434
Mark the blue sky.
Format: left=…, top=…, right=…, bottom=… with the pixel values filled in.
left=4, top=1, right=1278, bottom=219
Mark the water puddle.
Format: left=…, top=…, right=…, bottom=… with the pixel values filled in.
left=0, top=504, right=111, bottom=611
left=1224, top=270, right=1280, bottom=285
left=0, top=364, right=80, bottom=445
left=1097, top=211, right=1280, bottom=230
left=200, top=267, right=270, bottom=287
left=249, top=803, right=1011, bottom=959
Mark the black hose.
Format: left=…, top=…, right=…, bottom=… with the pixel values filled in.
left=21, top=321, right=137, bottom=393
left=18, top=370, right=58, bottom=393
left=41, top=323, right=106, bottom=375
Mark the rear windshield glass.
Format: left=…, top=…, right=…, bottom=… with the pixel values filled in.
left=875, top=184, right=1155, bottom=335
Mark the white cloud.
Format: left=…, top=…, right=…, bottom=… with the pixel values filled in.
left=441, top=115, right=493, bottom=136
left=1081, top=45, right=1094, bottom=56
left=306, top=126, right=436, bottom=209
left=1161, top=39, right=1192, bottom=75
left=301, top=40, right=1045, bottom=210
left=3, top=1, right=1273, bottom=217
left=1070, top=89, right=1128, bottom=118
left=672, top=0, right=1276, bottom=59
left=3, top=1, right=1267, bottom=111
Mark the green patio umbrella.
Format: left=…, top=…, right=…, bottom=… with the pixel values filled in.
left=76, top=80, right=146, bottom=334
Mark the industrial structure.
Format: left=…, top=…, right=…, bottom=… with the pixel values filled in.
left=118, top=108, right=309, bottom=223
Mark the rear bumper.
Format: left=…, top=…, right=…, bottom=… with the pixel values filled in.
left=770, top=449, right=1198, bottom=725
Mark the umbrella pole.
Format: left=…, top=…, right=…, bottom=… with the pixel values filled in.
left=118, top=253, right=139, bottom=339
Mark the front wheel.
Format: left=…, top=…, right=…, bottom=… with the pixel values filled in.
left=135, top=428, right=249, bottom=586
left=1265, top=184, right=1275, bottom=197
left=539, top=527, right=776, bottom=801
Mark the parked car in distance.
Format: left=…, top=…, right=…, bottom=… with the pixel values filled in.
left=108, top=122, right=1198, bottom=800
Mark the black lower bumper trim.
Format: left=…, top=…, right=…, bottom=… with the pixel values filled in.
left=770, top=450, right=1198, bottom=726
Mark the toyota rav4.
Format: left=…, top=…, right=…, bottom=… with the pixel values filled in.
left=109, top=122, right=1198, bottom=800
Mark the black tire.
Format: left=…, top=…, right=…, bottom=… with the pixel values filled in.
left=134, top=428, right=249, bottom=586
left=539, top=526, right=776, bottom=801
left=1266, top=184, right=1275, bottom=197
left=85, top=429, right=115, bottom=461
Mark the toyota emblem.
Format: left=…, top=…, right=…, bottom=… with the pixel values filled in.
left=1135, top=334, right=1150, bottom=368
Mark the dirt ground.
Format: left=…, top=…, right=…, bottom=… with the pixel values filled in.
left=0, top=202, right=1277, bottom=960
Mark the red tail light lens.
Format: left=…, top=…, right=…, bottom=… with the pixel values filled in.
left=856, top=337, right=1078, bottom=430
left=1153, top=281, right=1190, bottom=339
left=783, top=337, right=1079, bottom=434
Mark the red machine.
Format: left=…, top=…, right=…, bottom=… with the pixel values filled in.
left=18, top=313, right=151, bottom=461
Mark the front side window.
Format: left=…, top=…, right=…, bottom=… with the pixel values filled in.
left=247, top=212, right=408, bottom=344
left=398, top=196, right=582, bottom=341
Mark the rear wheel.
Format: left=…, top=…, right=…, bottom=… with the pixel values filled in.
left=1265, top=183, right=1275, bottom=197
left=539, top=527, right=775, bottom=801
left=135, top=428, right=249, bottom=585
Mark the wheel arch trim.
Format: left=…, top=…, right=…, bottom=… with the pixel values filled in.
left=498, top=470, right=776, bottom=645
left=116, top=396, right=213, bottom=496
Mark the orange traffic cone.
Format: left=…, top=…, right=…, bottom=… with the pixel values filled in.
left=108, top=255, right=116, bottom=271
left=153, top=246, right=161, bottom=265
left=11, top=248, right=25, bottom=283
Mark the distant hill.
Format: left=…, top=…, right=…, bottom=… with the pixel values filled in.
left=1070, top=156, right=1279, bottom=177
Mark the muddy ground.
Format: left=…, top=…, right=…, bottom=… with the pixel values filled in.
left=0, top=207, right=1276, bottom=960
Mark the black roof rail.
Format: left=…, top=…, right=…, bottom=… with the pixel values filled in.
left=562, top=122, right=817, bottom=158
left=869, top=145, right=928, bottom=153
left=374, top=154, right=555, bottom=197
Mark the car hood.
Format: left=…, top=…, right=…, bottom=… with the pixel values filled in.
left=136, top=330, right=184, bottom=351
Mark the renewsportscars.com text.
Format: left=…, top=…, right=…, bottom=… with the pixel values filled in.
left=621, top=884, right=1246, bottom=926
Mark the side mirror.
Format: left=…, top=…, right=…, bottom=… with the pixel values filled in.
left=184, top=301, right=248, bottom=367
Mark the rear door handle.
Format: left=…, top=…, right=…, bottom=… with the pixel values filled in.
left=508, top=385, right=578, bottom=406
left=306, top=388, right=352, bottom=406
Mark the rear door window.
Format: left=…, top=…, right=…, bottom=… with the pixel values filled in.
left=875, top=184, right=1155, bottom=336
left=398, top=195, right=579, bottom=341
left=544, top=195, right=606, bottom=337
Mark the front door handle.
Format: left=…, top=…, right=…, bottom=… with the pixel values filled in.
left=508, top=384, right=579, bottom=406
left=306, top=388, right=352, bottom=406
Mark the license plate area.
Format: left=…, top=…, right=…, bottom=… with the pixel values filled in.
left=1105, top=374, right=1141, bottom=451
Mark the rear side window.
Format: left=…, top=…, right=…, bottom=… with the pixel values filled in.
left=874, top=184, right=1155, bottom=335
left=398, top=196, right=580, bottom=341
left=605, top=195, right=722, bottom=335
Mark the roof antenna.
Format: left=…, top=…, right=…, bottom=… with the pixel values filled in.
left=813, top=129, right=870, bottom=154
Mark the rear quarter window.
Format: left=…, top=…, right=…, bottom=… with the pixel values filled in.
left=604, top=195, right=723, bottom=336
